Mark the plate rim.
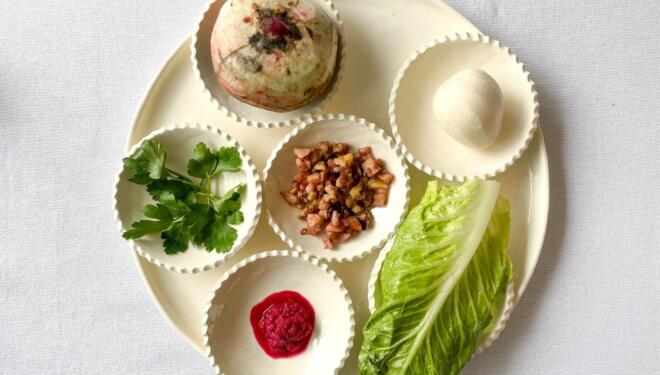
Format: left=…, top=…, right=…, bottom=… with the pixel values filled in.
left=123, top=37, right=211, bottom=352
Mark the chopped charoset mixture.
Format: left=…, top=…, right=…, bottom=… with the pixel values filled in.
left=281, top=141, right=394, bottom=249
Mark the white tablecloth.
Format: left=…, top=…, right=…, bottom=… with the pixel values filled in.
left=1, top=1, right=658, bottom=374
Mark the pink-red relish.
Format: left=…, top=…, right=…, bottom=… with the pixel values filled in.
left=249, top=290, right=315, bottom=358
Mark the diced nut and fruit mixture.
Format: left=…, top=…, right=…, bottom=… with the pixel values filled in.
left=280, top=141, right=394, bottom=249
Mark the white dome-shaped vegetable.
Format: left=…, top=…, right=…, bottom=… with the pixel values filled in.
left=432, top=68, right=503, bottom=149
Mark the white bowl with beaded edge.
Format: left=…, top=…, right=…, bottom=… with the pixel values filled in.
left=202, top=250, right=355, bottom=375
left=191, top=0, right=347, bottom=128
left=113, top=123, right=262, bottom=273
left=263, top=114, right=410, bottom=262
left=389, top=32, right=539, bottom=181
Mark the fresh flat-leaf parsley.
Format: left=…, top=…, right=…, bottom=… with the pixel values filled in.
left=123, top=140, right=166, bottom=184
left=122, top=141, right=246, bottom=255
left=203, top=215, right=238, bottom=253
left=187, top=143, right=242, bottom=192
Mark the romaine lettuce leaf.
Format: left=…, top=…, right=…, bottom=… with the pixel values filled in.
left=359, top=180, right=512, bottom=375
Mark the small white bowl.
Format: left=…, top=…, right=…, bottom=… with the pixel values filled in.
left=367, top=240, right=515, bottom=353
left=263, top=114, right=411, bottom=262
left=202, top=250, right=355, bottom=375
left=191, top=0, right=347, bottom=128
left=389, top=32, right=539, bottom=181
left=114, top=124, right=262, bottom=273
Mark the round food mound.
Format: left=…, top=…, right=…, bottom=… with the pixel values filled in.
left=210, top=0, right=338, bottom=112
left=249, top=290, right=315, bottom=358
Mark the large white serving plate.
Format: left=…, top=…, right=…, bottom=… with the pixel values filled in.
left=123, top=1, right=549, bottom=373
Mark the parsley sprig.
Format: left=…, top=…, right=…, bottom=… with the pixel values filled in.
left=122, top=140, right=245, bottom=255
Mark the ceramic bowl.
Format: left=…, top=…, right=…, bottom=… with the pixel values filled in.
left=114, top=123, right=262, bottom=273
left=191, top=0, right=347, bottom=128
left=367, top=239, right=515, bottom=353
left=263, top=114, right=410, bottom=262
left=389, top=32, right=539, bottom=180
left=202, top=250, right=355, bottom=375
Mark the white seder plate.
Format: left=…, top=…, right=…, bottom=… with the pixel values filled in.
left=123, top=1, right=549, bottom=374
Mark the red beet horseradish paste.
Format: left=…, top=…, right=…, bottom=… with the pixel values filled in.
left=250, top=290, right=315, bottom=358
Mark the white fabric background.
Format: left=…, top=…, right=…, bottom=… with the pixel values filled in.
left=1, top=1, right=658, bottom=374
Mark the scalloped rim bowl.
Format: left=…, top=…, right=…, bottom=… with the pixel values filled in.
left=389, top=32, right=539, bottom=181
left=191, top=0, right=347, bottom=128
left=202, top=250, right=355, bottom=375
left=113, top=123, right=262, bottom=274
left=263, top=114, right=411, bottom=262
left=367, top=240, right=515, bottom=353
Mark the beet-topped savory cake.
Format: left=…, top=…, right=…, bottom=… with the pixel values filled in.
left=211, top=0, right=338, bottom=112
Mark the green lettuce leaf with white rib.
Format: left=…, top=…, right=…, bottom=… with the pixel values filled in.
left=359, top=179, right=513, bottom=375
